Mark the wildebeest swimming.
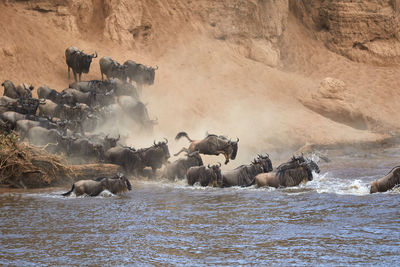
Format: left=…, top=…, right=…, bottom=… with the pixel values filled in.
left=221, top=154, right=273, bottom=187
left=163, top=150, right=204, bottom=181
left=186, top=163, right=222, bottom=187
left=370, top=166, right=400, bottom=193
left=65, top=46, right=97, bottom=82
left=62, top=173, right=132, bottom=197
left=255, top=155, right=320, bottom=188
left=174, top=132, right=239, bottom=164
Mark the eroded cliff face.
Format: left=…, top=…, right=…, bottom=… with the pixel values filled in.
left=8, top=0, right=288, bottom=66
left=1, top=0, right=400, bottom=152
left=290, top=0, right=400, bottom=65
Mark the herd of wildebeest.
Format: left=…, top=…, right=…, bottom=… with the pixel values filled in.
left=0, top=46, right=398, bottom=196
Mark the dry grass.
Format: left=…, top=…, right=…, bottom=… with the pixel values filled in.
left=0, top=133, right=73, bottom=188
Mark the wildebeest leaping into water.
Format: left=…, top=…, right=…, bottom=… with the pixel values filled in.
left=255, top=155, right=320, bottom=188
left=174, top=132, right=239, bottom=164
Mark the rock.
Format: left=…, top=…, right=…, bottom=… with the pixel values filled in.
left=299, top=77, right=373, bottom=130
left=290, top=0, right=400, bottom=65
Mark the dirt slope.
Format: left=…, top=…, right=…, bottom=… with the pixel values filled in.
left=1, top=0, right=399, bottom=165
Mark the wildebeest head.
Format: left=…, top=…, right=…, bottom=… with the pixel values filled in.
left=253, top=153, right=273, bottom=172
left=208, top=163, right=222, bottom=187
left=105, top=134, right=120, bottom=149
left=187, top=150, right=203, bottom=166
left=229, top=137, right=239, bottom=160
left=142, top=65, right=158, bottom=85
left=302, top=159, right=320, bottom=181
left=115, top=172, right=132, bottom=191
left=154, top=138, right=170, bottom=160
left=80, top=51, right=98, bottom=73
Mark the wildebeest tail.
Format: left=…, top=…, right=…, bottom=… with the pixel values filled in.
left=175, top=132, right=193, bottom=142
left=61, top=184, right=74, bottom=197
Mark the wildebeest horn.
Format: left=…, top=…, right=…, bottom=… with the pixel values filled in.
left=116, top=134, right=120, bottom=141
left=154, top=140, right=157, bottom=146
left=217, top=162, right=221, bottom=167
left=208, top=164, right=211, bottom=168
left=39, top=98, right=46, bottom=104
left=236, top=137, right=239, bottom=142
left=92, top=51, right=98, bottom=58
left=154, top=65, right=158, bottom=70
left=164, top=138, right=168, bottom=144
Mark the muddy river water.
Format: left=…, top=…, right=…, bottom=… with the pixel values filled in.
left=1, top=148, right=400, bottom=266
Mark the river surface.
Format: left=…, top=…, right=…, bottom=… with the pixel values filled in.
left=1, top=148, right=400, bottom=266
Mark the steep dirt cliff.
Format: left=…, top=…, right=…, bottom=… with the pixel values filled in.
left=1, top=0, right=399, bottom=162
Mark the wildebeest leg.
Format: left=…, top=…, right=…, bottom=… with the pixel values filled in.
left=137, top=84, right=143, bottom=96
left=101, top=72, right=104, bottom=81
left=68, top=66, right=70, bottom=79
left=79, top=73, right=82, bottom=82
left=217, top=151, right=229, bottom=164
left=73, top=70, right=77, bottom=82
left=174, top=147, right=188, bottom=157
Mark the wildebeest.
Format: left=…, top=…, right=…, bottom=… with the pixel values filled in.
left=255, top=156, right=320, bottom=188
left=85, top=133, right=120, bottom=153
left=16, top=118, right=66, bottom=140
left=62, top=173, right=132, bottom=197
left=370, top=166, right=400, bottom=193
left=123, top=60, right=157, bottom=88
left=27, top=126, right=63, bottom=146
left=186, top=163, right=222, bottom=187
left=2, top=80, right=34, bottom=99
left=111, top=78, right=139, bottom=99
left=37, top=85, right=70, bottom=105
left=65, top=46, right=97, bottom=82
left=69, top=80, right=112, bottom=93
left=139, top=139, right=170, bottom=174
left=100, top=56, right=127, bottom=81
left=38, top=100, right=91, bottom=121
left=0, top=96, right=18, bottom=113
left=61, top=88, right=97, bottom=107
left=57, top=136, right=105, bottom=160
left=163, top=151, right=204, bottom=181
left=221, top=154, right=273, bottom=187
left=117, top=95, right=156, bottom=132
left=104, top=146, right=144, bottom=175
left=175, top=132, right=239, bottom=164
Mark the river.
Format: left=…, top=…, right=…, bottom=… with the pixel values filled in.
left=1, top=148, right=400, bottom=266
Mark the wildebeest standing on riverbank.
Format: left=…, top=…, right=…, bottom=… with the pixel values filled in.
left=65, top=46, right=97, bottom=82
left=370, top=166, right=400, bottom=193
left=175, top=132, right=239, bottom=164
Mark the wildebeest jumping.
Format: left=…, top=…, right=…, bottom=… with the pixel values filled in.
left=163, top=150, right=203, bottom=181
left=255, top=155, right=320, bottom=188
left=186, top=163, right=222, bottom=187
left=65, top=46, right=97, bottom=82
left=370, top=166, right=400, bottom=193
left=62, top=173, right=132, bottom=197
left=221, top=154, right=273, bottom=187
left=175, top=132, right=239, bottom=164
